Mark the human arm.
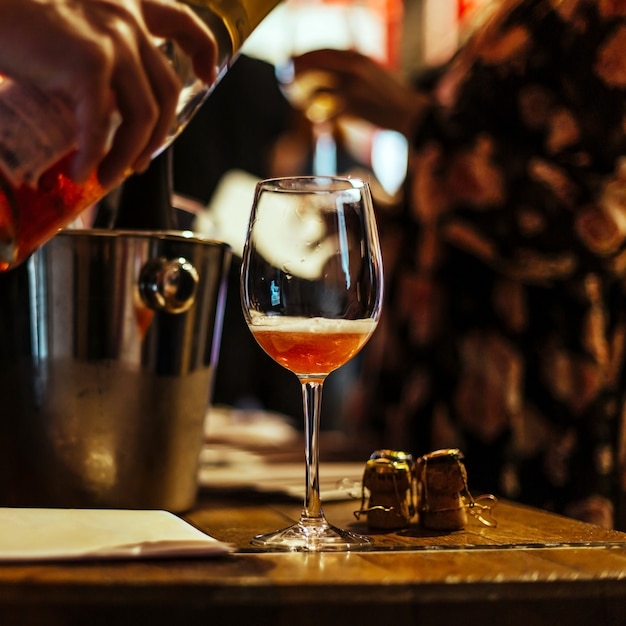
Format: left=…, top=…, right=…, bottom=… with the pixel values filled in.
left=0, top=0, right=217, bottom=188
left=292, top=48, right=431, bottom=139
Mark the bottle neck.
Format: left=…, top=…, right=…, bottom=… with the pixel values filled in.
left=104, top=148, right=178, bottom=231
left=182, top=0, right=283, bottom=56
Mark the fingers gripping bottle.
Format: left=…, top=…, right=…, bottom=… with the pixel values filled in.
left=0, top=0, right=283, bottom=271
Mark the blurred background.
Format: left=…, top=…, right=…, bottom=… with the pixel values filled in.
left=171, top=0, right=495, bottom=435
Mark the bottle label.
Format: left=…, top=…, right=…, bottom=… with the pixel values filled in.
left=0, top=78, right=76, bottom=188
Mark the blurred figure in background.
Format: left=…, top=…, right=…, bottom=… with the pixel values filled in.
left=173, top=53, right=298, bottom=206
left=294, top=0, right=626, bottom=527
left=172, top=54, right=307, bottom=420
left=173, top=53, right=380, bottom=430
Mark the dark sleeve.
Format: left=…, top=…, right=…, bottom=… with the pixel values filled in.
left=409, top=0, right=626, bottom=272
left=389, top=0, right=626, bottom=520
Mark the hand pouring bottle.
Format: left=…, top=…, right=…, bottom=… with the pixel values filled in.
left=0, top=0, right=283, bottom=271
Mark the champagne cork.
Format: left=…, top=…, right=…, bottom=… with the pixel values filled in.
left=360, top=450, right=414, bottom=530
left=416, top=448, right=468, bottom=531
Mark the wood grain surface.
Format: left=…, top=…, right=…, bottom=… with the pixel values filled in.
left=0, top=490, right=625, bottom=626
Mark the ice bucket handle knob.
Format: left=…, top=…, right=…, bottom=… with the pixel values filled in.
left=138, top=256, right=199, bottom=314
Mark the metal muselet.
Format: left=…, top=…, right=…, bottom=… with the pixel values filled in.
left=416, top=448, right=497, bottom=530
left=354, top=449, right=415, bottom=530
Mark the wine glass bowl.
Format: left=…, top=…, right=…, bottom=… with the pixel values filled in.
left=240, top=175, right=383, bottom=551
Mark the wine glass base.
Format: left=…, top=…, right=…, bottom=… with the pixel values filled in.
left=251, top=518, right=372, bottom=552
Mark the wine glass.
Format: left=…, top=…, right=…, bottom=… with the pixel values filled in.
left=240, top=175, right=383, bottom=551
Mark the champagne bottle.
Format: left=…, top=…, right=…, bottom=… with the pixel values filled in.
left=0, top=0, right=283, bottom=272
left=109, top=148, right=178, bottom=231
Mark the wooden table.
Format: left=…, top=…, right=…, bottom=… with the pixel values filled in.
left=0, top=489, right=625, bottom=626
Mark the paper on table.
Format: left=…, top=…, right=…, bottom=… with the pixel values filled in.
left=0, top=508, right=234, bottom=562
left=205, top=405, right=298, bottom=448
left=199, top=451, right=364, bottom=502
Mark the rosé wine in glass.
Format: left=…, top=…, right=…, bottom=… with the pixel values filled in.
left=241, top=175, right=383, bottom=551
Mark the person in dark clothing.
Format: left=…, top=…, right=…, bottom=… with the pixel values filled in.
left=294, top=0, right=626, bottom=528
left=173, top=54, right=305, bottom=420
left=173, top=54, right=294, bottom=204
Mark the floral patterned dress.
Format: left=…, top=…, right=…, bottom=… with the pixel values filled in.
left=352, top=0, right=626, bottom=528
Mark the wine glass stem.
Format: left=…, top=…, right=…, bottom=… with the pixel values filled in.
left=299, top=377, right=325, bottom=520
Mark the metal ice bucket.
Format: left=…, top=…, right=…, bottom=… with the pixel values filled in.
left=0, top=230, right=231, bottom=512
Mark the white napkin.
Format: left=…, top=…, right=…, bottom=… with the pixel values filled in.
left=205, top=405, right=298, bottom=448
left=0, top=508, right=234, bottom=562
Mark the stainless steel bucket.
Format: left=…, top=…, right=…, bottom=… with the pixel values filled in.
left=0, top=230, right=231, bottom=512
